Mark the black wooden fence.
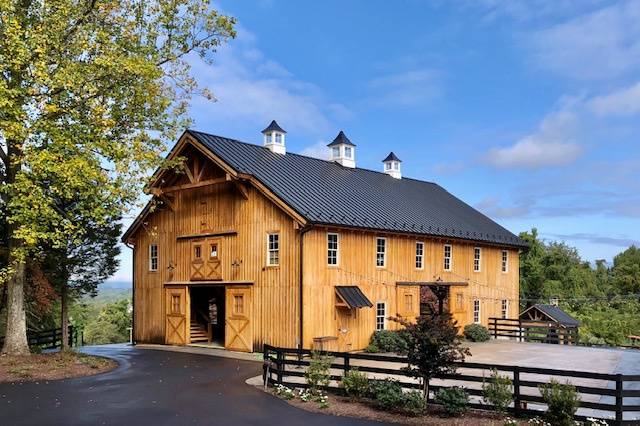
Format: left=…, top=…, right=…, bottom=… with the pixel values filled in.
left=263, top=344, right=640, bottom=425
left=489, top=317, right=580, bottom=344
left=0, top=326, right=83, bottom=350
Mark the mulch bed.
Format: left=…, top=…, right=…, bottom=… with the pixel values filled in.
left=263, top=388, right=526, bottom=425
left=0, top=350, right=116, bottom=383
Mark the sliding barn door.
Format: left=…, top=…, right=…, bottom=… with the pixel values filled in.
left=225, top=286, right=253, bottom=352
left=165, top=287, right=188, bottom=345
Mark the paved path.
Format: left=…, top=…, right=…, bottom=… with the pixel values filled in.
left=0, top=345, right=381, bottom=426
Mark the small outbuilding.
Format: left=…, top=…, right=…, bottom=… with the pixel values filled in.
left=520, top=304, right=580, bottom=344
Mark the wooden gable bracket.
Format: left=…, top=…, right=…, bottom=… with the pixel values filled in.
left=232, top=179, right=249, bottom=200
left=149, top=188, right=176, bottom=211
left=182, top=160, right=196, bottom=183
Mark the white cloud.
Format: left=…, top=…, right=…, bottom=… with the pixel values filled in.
left=486, top=107, right=583, bottom=168
left=528, top=1, right=640, bottom=79
left=299, top=140, right=329, bottom=160
left=367, top=69, right=442, bottom=107
left=588, top=82, right=640, bottom=116
left=475, top=197, right=532, bottom=219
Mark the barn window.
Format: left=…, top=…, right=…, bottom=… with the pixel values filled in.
left=327, top=233, right=339, bottom=265
left=376, top=238, right=386, bottom=267
left=209, top=243, right=218, bottom=259
left=501, top=250, right=509, bottom=273
left=376, top=302, right=386, bottom=330
left=455, top=293, right=464, bottom=311
left=267, top=233, right=279, bottom=266
left=194, top=245, right=202, bottom=260
left=233, top=295, right=244, bottom=315
left=344, top=146, right=352, bottom=158
left=443, top=244, right=452, bottom=271
left=415, top=241, right=424, bottom=269
left=501, top=299, right=508, bottom=319
left=404, top=294, right=413, bottom=312
left=473, top=299, right=480, bottom=323
left=474, top=247, right=481, bottom=272
left=275, top=133, right=282, bottom=144
left=171, top=295, right=181, bottom=314
left=149, top=244, right=158, bottom=271
left=332, top=147, right=340, bottom=158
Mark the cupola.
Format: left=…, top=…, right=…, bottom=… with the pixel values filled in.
left=382, top=152, right=402, bottom=179
left=262, top=120, right=286, bottom=154
left=327, top=131, right=356, bottom=168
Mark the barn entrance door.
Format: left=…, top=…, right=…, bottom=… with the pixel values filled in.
left=225, top=286, right=253, bottom=352
left=165, top=287, right=188, bottom=345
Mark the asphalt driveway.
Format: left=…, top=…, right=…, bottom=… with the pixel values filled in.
left=0, top=345, right=381, bottom=426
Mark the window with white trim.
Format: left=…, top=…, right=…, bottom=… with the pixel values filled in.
left=415, top=241, right=424, bottom=269
left=473, top=299, right=480, bottom=323
left=149, top=244, right=158, bottom=271
left=275, top=133, right=282, bottom=144
left=327, top=233, right=339, bottom=265
left=344, top=146, right=352, bottom=158
left=376, top=238, right=386, bottom=267
left=443, top=244, right=452, bottom=271
left=376, top=302, right=386, bottom=331
left=267, top=233, right=279, bottom=266
left=473, top=247, right=481, bottom=272
left=501, top=250, right=509, bottom=273
left=501, top=299, right=508, bottom=319
left=332, top=147, right=340, bottom=158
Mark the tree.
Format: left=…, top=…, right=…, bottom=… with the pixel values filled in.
left=0, top=0, right=236, bottom=354
left=611, top=246, right=640, bottom=295
left=392, top=312, right=470, bottom=399
left=84, top=298, right=131, bottom=345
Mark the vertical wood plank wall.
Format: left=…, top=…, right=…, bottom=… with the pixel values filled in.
left=302, top=227, right=519, bottom=351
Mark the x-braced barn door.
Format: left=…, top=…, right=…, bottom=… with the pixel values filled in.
left=225, top=286, right=252, bottom=352
left=165, top=287, right=188, bottom=345
left=190, top=239, right=222, bottom=281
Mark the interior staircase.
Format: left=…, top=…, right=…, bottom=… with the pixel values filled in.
left=190, top=321, right=210, bottom=344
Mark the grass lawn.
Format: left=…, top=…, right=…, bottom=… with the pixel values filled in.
left=0, top=350, right=116, bottom=382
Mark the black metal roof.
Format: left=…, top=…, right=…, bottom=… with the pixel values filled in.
left=327, top=130, right=356, bottom=147
left=335, top=286, right=373, bottom=309
left=383, top=152, right=402, bottom=162
left=522, top=304, right=580, bottom=327
left=188, top=130, right=528, bottom=248
left=261, top=120, right=286, bottom=134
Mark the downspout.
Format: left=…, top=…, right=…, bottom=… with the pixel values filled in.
left=125, top=241, right=136, bottom=346
left=298, top=225, right=313, bottom=352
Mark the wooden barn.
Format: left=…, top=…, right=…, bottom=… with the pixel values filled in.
left=122, top=121, right=528, bottom=352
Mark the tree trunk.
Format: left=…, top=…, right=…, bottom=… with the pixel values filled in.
left=1, top=257, right=29, bottom=355
left=423, top=378, right=430, bottom=402
left=61, top=281, right=69, bottom=350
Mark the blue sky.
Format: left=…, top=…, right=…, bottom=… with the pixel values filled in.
left=113, top=0, right=640, bottom=282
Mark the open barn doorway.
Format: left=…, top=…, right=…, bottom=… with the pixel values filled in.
left=189, top=286, right=225, bottom=347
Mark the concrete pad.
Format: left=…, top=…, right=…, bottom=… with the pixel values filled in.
left=135, top=343, right=263, bottom=363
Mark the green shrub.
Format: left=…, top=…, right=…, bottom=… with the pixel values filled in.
left=364, top=343, right=380, bottom=353
left=369, top=330, right=409, bottom=354
left=341, top=369, right=370, bottom=399
left=539, top=379, right=580, bottom=426
left=372, top=379, right=404, bottom=411
left=402, top=390, right=427, bottom=416
left=305, top=351, right=332, bottom=394
left=463, top=323, right=491, bottom=342
left=482, top=369, right=513, bottom=412
left=435, top=386, right=469, bottom=416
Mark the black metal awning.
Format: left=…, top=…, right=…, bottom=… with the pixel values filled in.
left=335, top=286, right=373, bottom=309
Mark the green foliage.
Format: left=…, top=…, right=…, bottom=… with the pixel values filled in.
left=482, top=369, right=513, bottom=412
left=364, top=343, right=380, bottom=353
left=435, top=386, right=469, bottom=416
left=367, top=330, right=409, bottom=354
left=371, top=379, right=404, bottom=411
left=463, top=323, right=491, bottom=342
left=341, top=369, right=370, bottom=399
left=392, top=312, right=470, bottom=397
left=402, top=390, right=427, bottom=416
left=305, top=351, right=332, bottom=394
left=84, top=298, right=131, bottom=345
left=539, top=379, right=580, bottom=426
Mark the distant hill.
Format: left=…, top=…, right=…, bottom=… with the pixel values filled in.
left=100, top=280, right=131, bottom=290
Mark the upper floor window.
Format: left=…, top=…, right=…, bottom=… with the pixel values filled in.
left=327, top=233, right=339, bottom=265
left=264, top=132, right=272, bottom=143
left=149, top=244, right=158, bottom=271
left=385, top=162, right=392, bottom=170
left=501, top=299, right=508, bottom=319
left=275, top=133, right=282, bottom=144
left=376, top=302, right=386, bottom=331
left=209, top=243, right=218, bottom=259
left=443, top=244, right=452, bottom=271
left=267, top=233, right=279, bottom=266
left=415, top=241, right=424, bottom=269
left=473, top=247, right=481, bottom=272
left=501, top=250, right=509, bottom=273
left=473, top=299, right=480, bottom=323
left=376, top=237, right=386, bottom=267
left=344, top=146, right=352, bottom=158
left=393, top=162, right=399, bottom=170
left=332, top=147, right=340, bottom=158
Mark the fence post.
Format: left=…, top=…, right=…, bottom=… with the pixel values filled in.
left=344, top=352, right=350, bottom=375
left=492, top=318, right=497, bottom=339
left=615, top=374, right=623, bottom=425
left=276, top=349, right=284, bottom=385
left=519, top=319, right=523, bottom=342
left=513, top=367, right=521, bottom=417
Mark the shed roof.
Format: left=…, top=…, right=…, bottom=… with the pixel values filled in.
left=521, top=304, right=580, bottom=327
left=186, top=130, right=528, bottom=248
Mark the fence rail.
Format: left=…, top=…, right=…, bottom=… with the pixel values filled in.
left=489, top=317, right=580, bottom=344
left=263, top=344, right=640, bottom=425
left=0, top=326, right=83, bottom=350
